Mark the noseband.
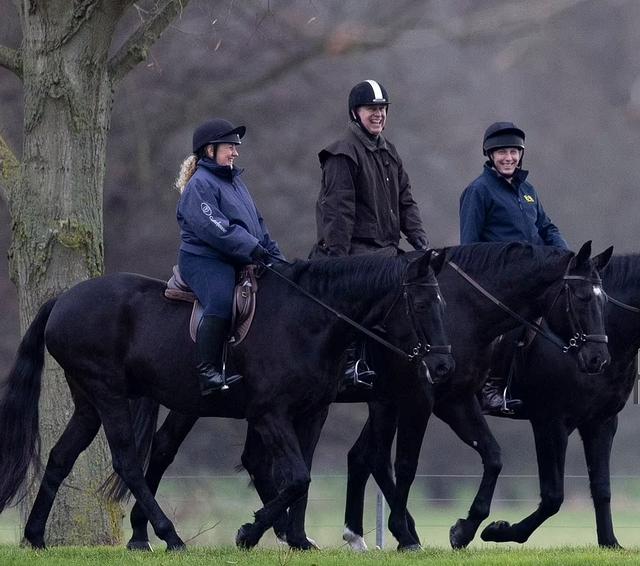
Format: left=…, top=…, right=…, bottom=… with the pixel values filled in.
left=447, top=261, right=607, bottom=354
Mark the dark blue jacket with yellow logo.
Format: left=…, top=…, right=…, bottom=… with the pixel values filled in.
left=459, top=163, right=568, bottom=249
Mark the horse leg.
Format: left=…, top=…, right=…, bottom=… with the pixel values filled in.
left=481, top=418, right=569, bottom=544
left=388, top=395, right=433, bottom=551
left=235, top=411, right=312, bottom=549
left=281, top=406, right=329, bottom=550
left=97, top=399, right=185, bottom=551
left=343, top=401, right=420, bottom=552
left=23, top=396, right=102, bottom=549
left=434, top=396, right=503, bottom=548
left=579, top=416, right=621, bottom=548
left=127, top=411, right=198, bottom=551
left=241, top=423, right=290, bottom=542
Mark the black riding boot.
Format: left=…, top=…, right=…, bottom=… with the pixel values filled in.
left=480, top=374, right=522, bottom=415
left=342, top=343, right=376, bottom=389
left=196, top=315, right=242, bottom=395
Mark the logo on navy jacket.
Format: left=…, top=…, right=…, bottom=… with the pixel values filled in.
left=200, top=201, right=227, bottom=233
left=523, top=194, right=535, bottom=203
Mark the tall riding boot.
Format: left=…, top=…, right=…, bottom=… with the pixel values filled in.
left=342, top=342, right=376, bottom=389
left=480, top=374, right=522, bottom=415
left=196, top=315, right=242, bottom=395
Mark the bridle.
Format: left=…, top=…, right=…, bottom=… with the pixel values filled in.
left=260, top=262, right=451, bottom=364
left=446, top=261, right=608, bottom=354
left=377, top=278, right=452, bottom=362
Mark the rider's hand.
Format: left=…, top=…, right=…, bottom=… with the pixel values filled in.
left=251, top=244, right=271, bottom=265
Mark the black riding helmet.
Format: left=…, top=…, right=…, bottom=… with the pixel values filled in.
left=192, top=118, right=246, bottom=154
left=348, top=80, right=390, bottom=123
left=482, top=121, right=525, bottom=155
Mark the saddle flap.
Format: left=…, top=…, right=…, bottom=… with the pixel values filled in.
left=165, top=264, right=259, bottom=344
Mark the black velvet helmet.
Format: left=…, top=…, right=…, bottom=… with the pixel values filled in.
left=192, top=118, right=246, bottom=153
left=482, top=121, right=525, bottom=155
left=348, top=80, right=390, bottom=120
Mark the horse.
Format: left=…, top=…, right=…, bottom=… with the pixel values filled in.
left=340, top=240, right=613, bottom=551
left=478, top=253, right=640, bottom=547
left=120, top=241, right=612, bottom=550
left=0, top=252, right=453, bottom=551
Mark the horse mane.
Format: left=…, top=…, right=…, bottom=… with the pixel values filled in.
left=275, top=255, right=408, bottom=300
left=602, top=254, right=640, bottom=292
left=441, top=242, right=569, bottom=277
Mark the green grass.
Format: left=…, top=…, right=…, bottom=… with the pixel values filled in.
left=1, top=545, right=640, bottom=566
left=3, top=474, right=640, bottom=553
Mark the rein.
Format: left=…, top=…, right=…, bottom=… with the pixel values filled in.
left=446, top=260, right=607, bottom=353
left=607, top=295, right=640, bottom=314
left=261, top=262, right=449, bottom=363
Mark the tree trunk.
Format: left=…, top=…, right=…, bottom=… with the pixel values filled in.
left=9, top=2, right=126, bottom=545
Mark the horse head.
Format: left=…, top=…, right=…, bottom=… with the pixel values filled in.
left=549, top=240, right=612, bottom=375
left=397, top=252, right=455, bottom=383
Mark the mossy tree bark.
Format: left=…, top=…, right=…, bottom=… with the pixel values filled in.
left=0, top=0, right=191, bottom=545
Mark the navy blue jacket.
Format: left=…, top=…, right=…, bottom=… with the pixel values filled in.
left=459, top=164, right=568, bottom=249
left=177, top=158, right=282, bottom=264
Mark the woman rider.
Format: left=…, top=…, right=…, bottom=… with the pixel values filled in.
left=175, top=118, right=284, bottom=395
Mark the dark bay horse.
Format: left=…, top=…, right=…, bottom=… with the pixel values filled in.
left=341, top=241, right=612, bottom=550
left=0, top=252, right=453, bottom=551
left=479, top=253, right=640, bottom=547
left=121, top=241, right=611, bottom=550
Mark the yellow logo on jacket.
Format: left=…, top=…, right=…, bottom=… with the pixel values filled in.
left=523, top=194, right=535, bottom=203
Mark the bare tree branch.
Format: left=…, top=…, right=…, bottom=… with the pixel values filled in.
left=108, top=0, right=193, bottom=84
left=0, top=45, right=23, bottom=79
left=429, top=0, right=592, bottom=43
left=0, top=134, right=20, bottom=207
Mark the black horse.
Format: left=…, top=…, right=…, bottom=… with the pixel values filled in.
left=0, top=252, right=453, bottom=551
left=479, top=253, right=639, bottom=547
left=340, top=241, right=613, bottom=551
left=120, top=241, right=611, bottom=550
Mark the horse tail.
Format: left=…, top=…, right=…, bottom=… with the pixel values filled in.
left=0, top=297, right=57, bottom=512
left=98, top=397, right=160, bottom=503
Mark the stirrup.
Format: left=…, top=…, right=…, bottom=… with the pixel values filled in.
left=500, top=384, right=515, bottom=415
left=220, top=346, right=242, bottom=391
left=352, top=359, right=375, bottom=389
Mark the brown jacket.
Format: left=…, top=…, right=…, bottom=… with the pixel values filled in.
left=311, top=122, right=427, bottom=257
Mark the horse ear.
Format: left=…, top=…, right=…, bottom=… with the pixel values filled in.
left=428, top=248, right=446, bottom=276
left=572, top=240, right=593, bottom=268
left=406, top=250, right=433, bottom=280
left=592, top=245, right=614, bottom=272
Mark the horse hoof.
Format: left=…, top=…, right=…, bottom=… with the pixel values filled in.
left=288, top=537, right=319, bottom=550
left=449, top=518, right=473, bottom=549
left=397, top=542, right=422, bottom=552
left=166, top=541, right=187, bottom=552
left=480, top=520, right=512, bottom=542
left=343, top=527, right=368, bottom=552
left=236, top=523, right=260, bottom=549
left=22, top=537, right=45, bottom=550
left=126, top=539, right=153, bottom=551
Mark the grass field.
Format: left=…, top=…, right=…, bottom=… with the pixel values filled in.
left=2, top=473, right=640, bottom=555
left=1, top=545, right=640, bottom=566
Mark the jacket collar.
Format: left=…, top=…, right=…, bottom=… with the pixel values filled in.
left=198, top=157, right=244, bottom=181
left=348, top=120, right=388, bottom=152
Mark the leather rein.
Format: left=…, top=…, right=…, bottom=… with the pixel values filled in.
left=607, top=295, right=640, bottom=314
left=260, top=262, right=451, bottom=363
left=446, top=260, right=608, bottom=354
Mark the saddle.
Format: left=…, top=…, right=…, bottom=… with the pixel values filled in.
left=165, top=265, right=259, bottom=345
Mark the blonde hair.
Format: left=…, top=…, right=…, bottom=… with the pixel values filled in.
left=175, top=154, right=198, bottom=193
